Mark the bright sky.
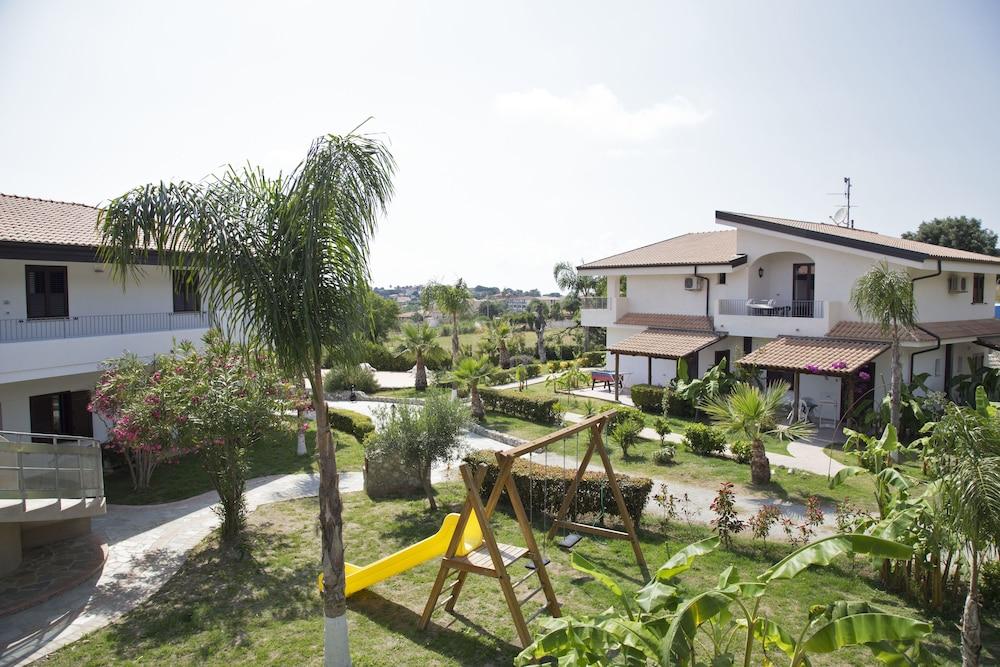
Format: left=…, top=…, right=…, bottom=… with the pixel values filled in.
left=1, top=1, right=998, bottom=291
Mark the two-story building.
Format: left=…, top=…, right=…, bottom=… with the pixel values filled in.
left=579, top=211, right=1000, bottom=426
left=0, top=193, right=212, bottom=575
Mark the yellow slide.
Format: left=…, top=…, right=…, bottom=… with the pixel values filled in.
left=319, top=513, right=484, bottom=597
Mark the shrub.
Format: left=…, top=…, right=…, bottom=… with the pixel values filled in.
left=982, top=560, right=1000, bottom=611
left=730, top=440, right=752, bottom=464
left=490, top=369, right=515, bottom=386
left=578, top=350, right=606, bottom=367
left=652, top=417, right=672, bottom=444
left=361, top=340, right=414, bottom=372
left=323, top=364, right=380, bottom=394
left=479, top=387, right=560, bottom=423
left=683, top=423, right=726, bottom=456
left=525, top=363, right=543, bottom=378
left=748, top=505, right=782, bottom=543
left=652, top=446, right=676, bottom=465
left=509, top=354, right=534, bottom=368
left=710, top=481, right=744, bottom=548
left=327, top=407, right=375, bottom=442
left=465, top=450, right=652, bottom=526
left=630, top=384, right=665, bottom=413
left=609, top=418, right=643, bottom=458
left=607, top=406, right=644, bottom=430
left=662, top=387, right=694, bottom=418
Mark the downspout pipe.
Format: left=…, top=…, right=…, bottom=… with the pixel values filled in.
left=909, top=260, right=942, bottom=382
left=693, top=265, right=710, bottom=317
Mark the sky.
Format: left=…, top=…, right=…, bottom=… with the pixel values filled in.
left=1, top=1, right=998, bottom=292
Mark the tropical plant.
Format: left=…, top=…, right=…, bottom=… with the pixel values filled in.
left=831, top=424, right=917, bottom=518
left=365, top=394, right=470, bottom=511
left=951, top=364, right=1000, bottom=405
left=323, top=363, right=379, bottom=394
left=701, top=382, right=815, bottom=485
left=545, top=364, right=590, bottom=392
left=528, top=299, right=549, bottom=362
left=652, top=417, right=672, bottom=445
left=396, top=322, right=444, bottom=391
left=850, top=261, right=918, bottom=432
left=483, top=318, right=514, bottom=368
left=515, top=534, right=930, bottom=667
left=652, top=446, right=676, bottom=465
left=673, top=357, right=737, bottom=413
left=449, top=356, right=496, bottom=419
left=424, top=279, right=471, bottom=365
left=709, top=482, right=744, bottom=547
left=609, top=416, right=643, bottom=459
left=97, top=129, right=394, bottom=666
left=553, top=260, right=604, bottom=297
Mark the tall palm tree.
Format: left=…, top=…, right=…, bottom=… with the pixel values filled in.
left=700, top=382, right=815, bottom=485
left=425, top=279, right=470, bottom=365
left=553, top=260, right=603, bottom=352
left=450, top=356, right=495, bottom=420
left=483, top=318, right=513, bottom=368
left=930, top=398, right=1000, bottom=666
left=528, top=299, right=548, bottom=362
left=396, top=322, right=443, bottom=390
left=850, top=261, right=918, bottom=431
left=98, top=130, right=394, bottom=667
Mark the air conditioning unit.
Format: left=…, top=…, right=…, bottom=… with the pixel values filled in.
left=947, top=275, right=968, bottom=293
left=683, top=276, right=703, bottom=291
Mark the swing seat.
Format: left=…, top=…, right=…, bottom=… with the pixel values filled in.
left=525, top=556, right=552, bottom=570
left=557, top=533, right=583, bottom=550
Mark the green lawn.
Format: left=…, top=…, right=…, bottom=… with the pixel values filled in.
left=43, top=484, right=993, bottom=666
left=104, top=421, right=363, bottom=505
left=479, top=411, right=559, bottom=441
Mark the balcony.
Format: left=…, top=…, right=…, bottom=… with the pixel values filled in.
left=718, top=299, right=825, bottom=319
left=580, top=296, right=627, bottom=328
left=715, top=299, right=831, bottom=339
left=579, top=296, right=608, bottom=310
left=0, top=310, right=212, bottom=344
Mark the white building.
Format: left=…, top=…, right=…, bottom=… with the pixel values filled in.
left=579, top=211, right=1000, bottom=424
left=0, top=194, right=212, bottom=574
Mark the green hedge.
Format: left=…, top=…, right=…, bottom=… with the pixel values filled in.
left=663, top=387, right=694, bottom=418
left=327, top=407, right=375, bottom=441
left=479, top=388, right=560, bottom=423
left=630, top=384, right=665, bottom=413
left=683, top=423, right=726, bottom=456
left=464, top=450, right=652, bottom=527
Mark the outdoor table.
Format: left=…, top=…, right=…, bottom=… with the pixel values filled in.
left=590, top=369, right=624, bottom=390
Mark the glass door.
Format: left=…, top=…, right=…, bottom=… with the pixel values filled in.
left=792, top=263, right=815, bottom=317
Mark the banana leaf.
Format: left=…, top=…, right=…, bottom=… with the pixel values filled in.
left=655, top=536, right=720, bottom=582
left=759, top=534, right=913, bottom=582
left=802, top=612, right=931, bottom=653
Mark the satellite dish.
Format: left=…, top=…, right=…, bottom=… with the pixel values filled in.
left=830, top=207, right=848, bottom=226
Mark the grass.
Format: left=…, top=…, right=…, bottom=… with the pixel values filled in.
left=104, top=420, right=363, bottom=505
left=478, top=411, right=558, bottom=441
left=43, top=483, right=994, bottom=666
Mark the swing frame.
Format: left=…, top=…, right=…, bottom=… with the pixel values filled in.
left=418, top=410, right=648, bottom=648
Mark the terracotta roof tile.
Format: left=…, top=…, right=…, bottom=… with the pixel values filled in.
left=719, top=211, right=1000, bottom=265
left=827, top=319, right=1000, bottom=343
left=615, top=312, right=715, bottom=332
left=608, top=328, right=722, bottom=359
left=737, top=336, right=888, bottom=375
left=920, top=319, right=1000, bottom=340
left=826, top=321, right=934, bottom=343
left=0, top=193, right=101, bottom=247
left=579, top=230, right=742, bottom=270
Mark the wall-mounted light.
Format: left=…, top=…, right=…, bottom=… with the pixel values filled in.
left=758, top=267, right=764, bottom=278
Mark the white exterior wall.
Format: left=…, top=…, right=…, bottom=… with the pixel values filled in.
left=912, top=269, right=997, bottom=322
left=0, top=372, right=107, bottom=441
left=626, top=273, right=740, bottom=315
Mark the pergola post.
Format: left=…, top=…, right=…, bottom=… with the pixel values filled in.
left=792, top=370, right=801, bottom=421
left=647, top=356, right=652, bottom=385
left=614, top=352, right=620, bottom=401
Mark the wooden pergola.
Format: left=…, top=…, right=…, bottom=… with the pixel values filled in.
left=607, top=328, right=725, bottom=401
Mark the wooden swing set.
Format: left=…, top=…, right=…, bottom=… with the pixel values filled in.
left=418, top=410, right=648, bottom=647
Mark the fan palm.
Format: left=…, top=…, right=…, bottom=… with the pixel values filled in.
left=701, top=381, right=815, bottom=485
left=396, top=322, right=443, bottom=391
left=484, top=318, right=513, bottom=368
left=850, top=261, right=917, bottom=431
left=450, top=356, right=495, bottom=419
left=425, top=279, right=470, bottom=365
left=97, top=130, right=394, bottom=667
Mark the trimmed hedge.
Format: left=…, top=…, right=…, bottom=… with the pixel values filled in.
left=327, top=407, right=375, bottom=442
left=683, top=423, right=726, bottom=456
left=480, top=387, right=560, bottom=423
left=464, top=450, right=653, bottom=527
left=630, top=384, right=665, bottom=413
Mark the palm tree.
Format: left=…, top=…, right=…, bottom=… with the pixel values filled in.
left=483, top=318, right=513, bottom=368
left=701, top=381, right=815, bottom=485
left=553, top=260, right=604, bottom=352
left=930, top=398, right=1000, bottom=666
left=528, top=299, right=548, bottom=362
left=396, top=322, right=443, bottom=391
left=98, top=130, right=394, bottom=667
left=850, top=261, right=917, bottom=431
left=425, top=279, right=470, bottom=365
left=450, top=356, right=495, bottom=420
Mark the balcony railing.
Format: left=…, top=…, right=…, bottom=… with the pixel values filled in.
left=0, top=432, right=104, bottom=501
left=0, top=311, right=212, bottom=343
left=580, top=296, right=608, bottom=310
left=719, top=299, right=825, bottom=319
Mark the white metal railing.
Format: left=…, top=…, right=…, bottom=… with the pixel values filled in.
left=718, top=299, right=825, bottom=319
left=580, top=296, right=608, bottom=310
left=0, top=431, right=104, bottom=501
left=0, top=310, right=211, bottom=343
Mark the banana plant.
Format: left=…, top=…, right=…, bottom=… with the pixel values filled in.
left=516, top=534, right=931, bottom=666
left=832, top=424, right=918, bottom=519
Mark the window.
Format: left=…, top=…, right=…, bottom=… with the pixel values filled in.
left=718, top=273, right=726, bottom=285
left=972, top=273, right=985, bottom=304
left=714, top=350, right=730, bottom=367
left=172, top=270, right=201, bottom=313
left=25, top=265, right=68, bottom=319
left=28, top=391, right=92, bottom=437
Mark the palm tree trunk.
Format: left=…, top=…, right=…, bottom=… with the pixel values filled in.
left=750, top=438, right=771, bottom=485
left=499, top=341, right=510, bottom=369
left=890, top=331, right=902, bottom=431
left=470, top=383, right=484, bottom=420
left=310, top=366, right=350, bottom=667
left=962, top=549, right=982, bottom=666
left=415, top=352, right=427, bottom=391
left=451, top=313, right=459, bottom=365
left=297, top=375, right=307, bottom=455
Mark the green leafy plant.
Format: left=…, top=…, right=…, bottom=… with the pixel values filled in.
left=610, top=417, right=643, bottom=459
left=730, top=440, right=752, bottom=464
left=323, top=363, right=379, bottom=394
left=448, top=356, right=496, bottom=420
left=396, top=322, right=445, bottom=390
left=709, top=481, right=744, bottom=547
left=479, top=388, right=560, bottom=423
left=652, top=417, right=672, bottom=444
left=682, top=423, right=727, bottom=456
left=652, top=446, right=676, bottom=465
left=631, top=383, right=666, bottom=413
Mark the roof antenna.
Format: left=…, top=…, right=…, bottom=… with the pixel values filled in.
left=827, top=177, right=855, bottom=228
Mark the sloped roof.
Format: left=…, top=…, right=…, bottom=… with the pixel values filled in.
left=826, top=321, right=934, bottom=343
left=615, top=312, right=715, bottom=332
left=737, top=336, right=889, bottom=376
left=608, top=328, right=723, bottom=359
left=0, top=193, right=101, bottom=247
left=921, top=319, right=1000, bottom=340
left=827, top=319, right=1000, bottom=343
left=718, top=211, right=1000, bottom=266
left=578, top=230, right=743, bottom=270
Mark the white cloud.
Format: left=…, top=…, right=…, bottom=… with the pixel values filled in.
left=495, top=84, right=710, bottom=142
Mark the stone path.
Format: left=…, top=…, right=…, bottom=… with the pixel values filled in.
left=0, top=535, right=107, bottom=618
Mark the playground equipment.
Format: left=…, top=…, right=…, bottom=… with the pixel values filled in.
left=418, top=410, right=647, bottom=647
left=319, top=512, right=484, bottom=597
